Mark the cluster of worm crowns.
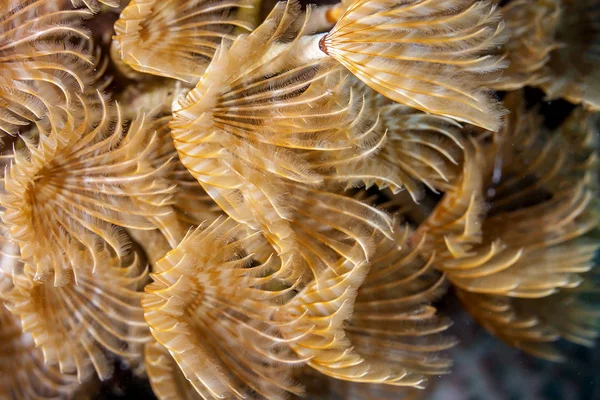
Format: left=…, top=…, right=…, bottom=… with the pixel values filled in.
left=0, top=0, right=599, bottom=399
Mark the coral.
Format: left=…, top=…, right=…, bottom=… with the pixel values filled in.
left=0, top=0, right=598, bottom=399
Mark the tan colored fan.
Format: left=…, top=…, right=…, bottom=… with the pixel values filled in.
left=538, top=0, right=600, bottom=109
left=170, top=1, right=396, bottom=282
left=143, top=217, right=306, bottom=399
left=0, top=0, right=97, bottom=137
left=487, top=0, right=561, bottom=91
left=0, top=304, right=81, bottom=399
left=317, top=0, right=508, bottom=131
left=277, top=224, right=454, bottom=389
left=112, top=0, right=258, bottom=82
left=0, top=93, right=178, bottom=285
left=2, top=249, right=149, bottom=381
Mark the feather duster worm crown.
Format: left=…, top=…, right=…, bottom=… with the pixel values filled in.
left=170, top=0, right=403, bottom=288
left=170, top=1, right=385, bottom=221
left=2, top=250, right=149, bottom=381
left=143, top=217, right=307, bottom=399
left=0, top=304, right=80, bottom=398
left=0, top=93, right=177, bottom=285
left=318, top=0, right=508, bottom=131
left=275, top=224, right=454, bottom=389
left=112, top=0, right=258, bottom=82
left=0, top=0, right=98, bottom=137
left=423, top=92, right=598, bottom=299
left=0, top=0, right=598, bottom=399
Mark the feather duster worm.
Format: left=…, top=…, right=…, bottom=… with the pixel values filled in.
left=170, top=0, right=391, bottom=226
left=377, top=102, right=466, bottom=200
left=316, top=0, right=508, bottom=131
left=1, top=145, right=151, bottom=378
left=344, top=227, right=454, bottom=378
left=0, top=304, right=80, bottom=399
left=451, top=102, right=600, bottom=360
left=151, top=115, right=222, bottom=227
left=277, top=183, right=393, bottom=281
left=415, top=93, right=599, bottom=359
left=0, top=0, right=97, bottom=137
left=457, top=278, right=600, bottom=362
left=276, top=224, right=454, bottom=388
left=1, top=245, right=149, bottom=381
left=145, top=339, right=203, bottom=400
left=143, top=217, right=307, bottom=399
left=538, top=0, right=600, bottom=109
left=418, top=93, right=598, bottom=298
left=112, top=0, right=258, bottom=82
left=474, top=97, right=595, bottom=297
left=0, top=94, right=178, bottom=285
left=170, top=0, right=397, bottom=281
left=1, top=173, right=149, bottom=383
left=487, top=0, right=561, bottom=91
left=0, top=202, right=83, bottom=397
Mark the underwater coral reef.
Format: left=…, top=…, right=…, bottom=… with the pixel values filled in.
left=0, top=0, right=598, bottom=399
